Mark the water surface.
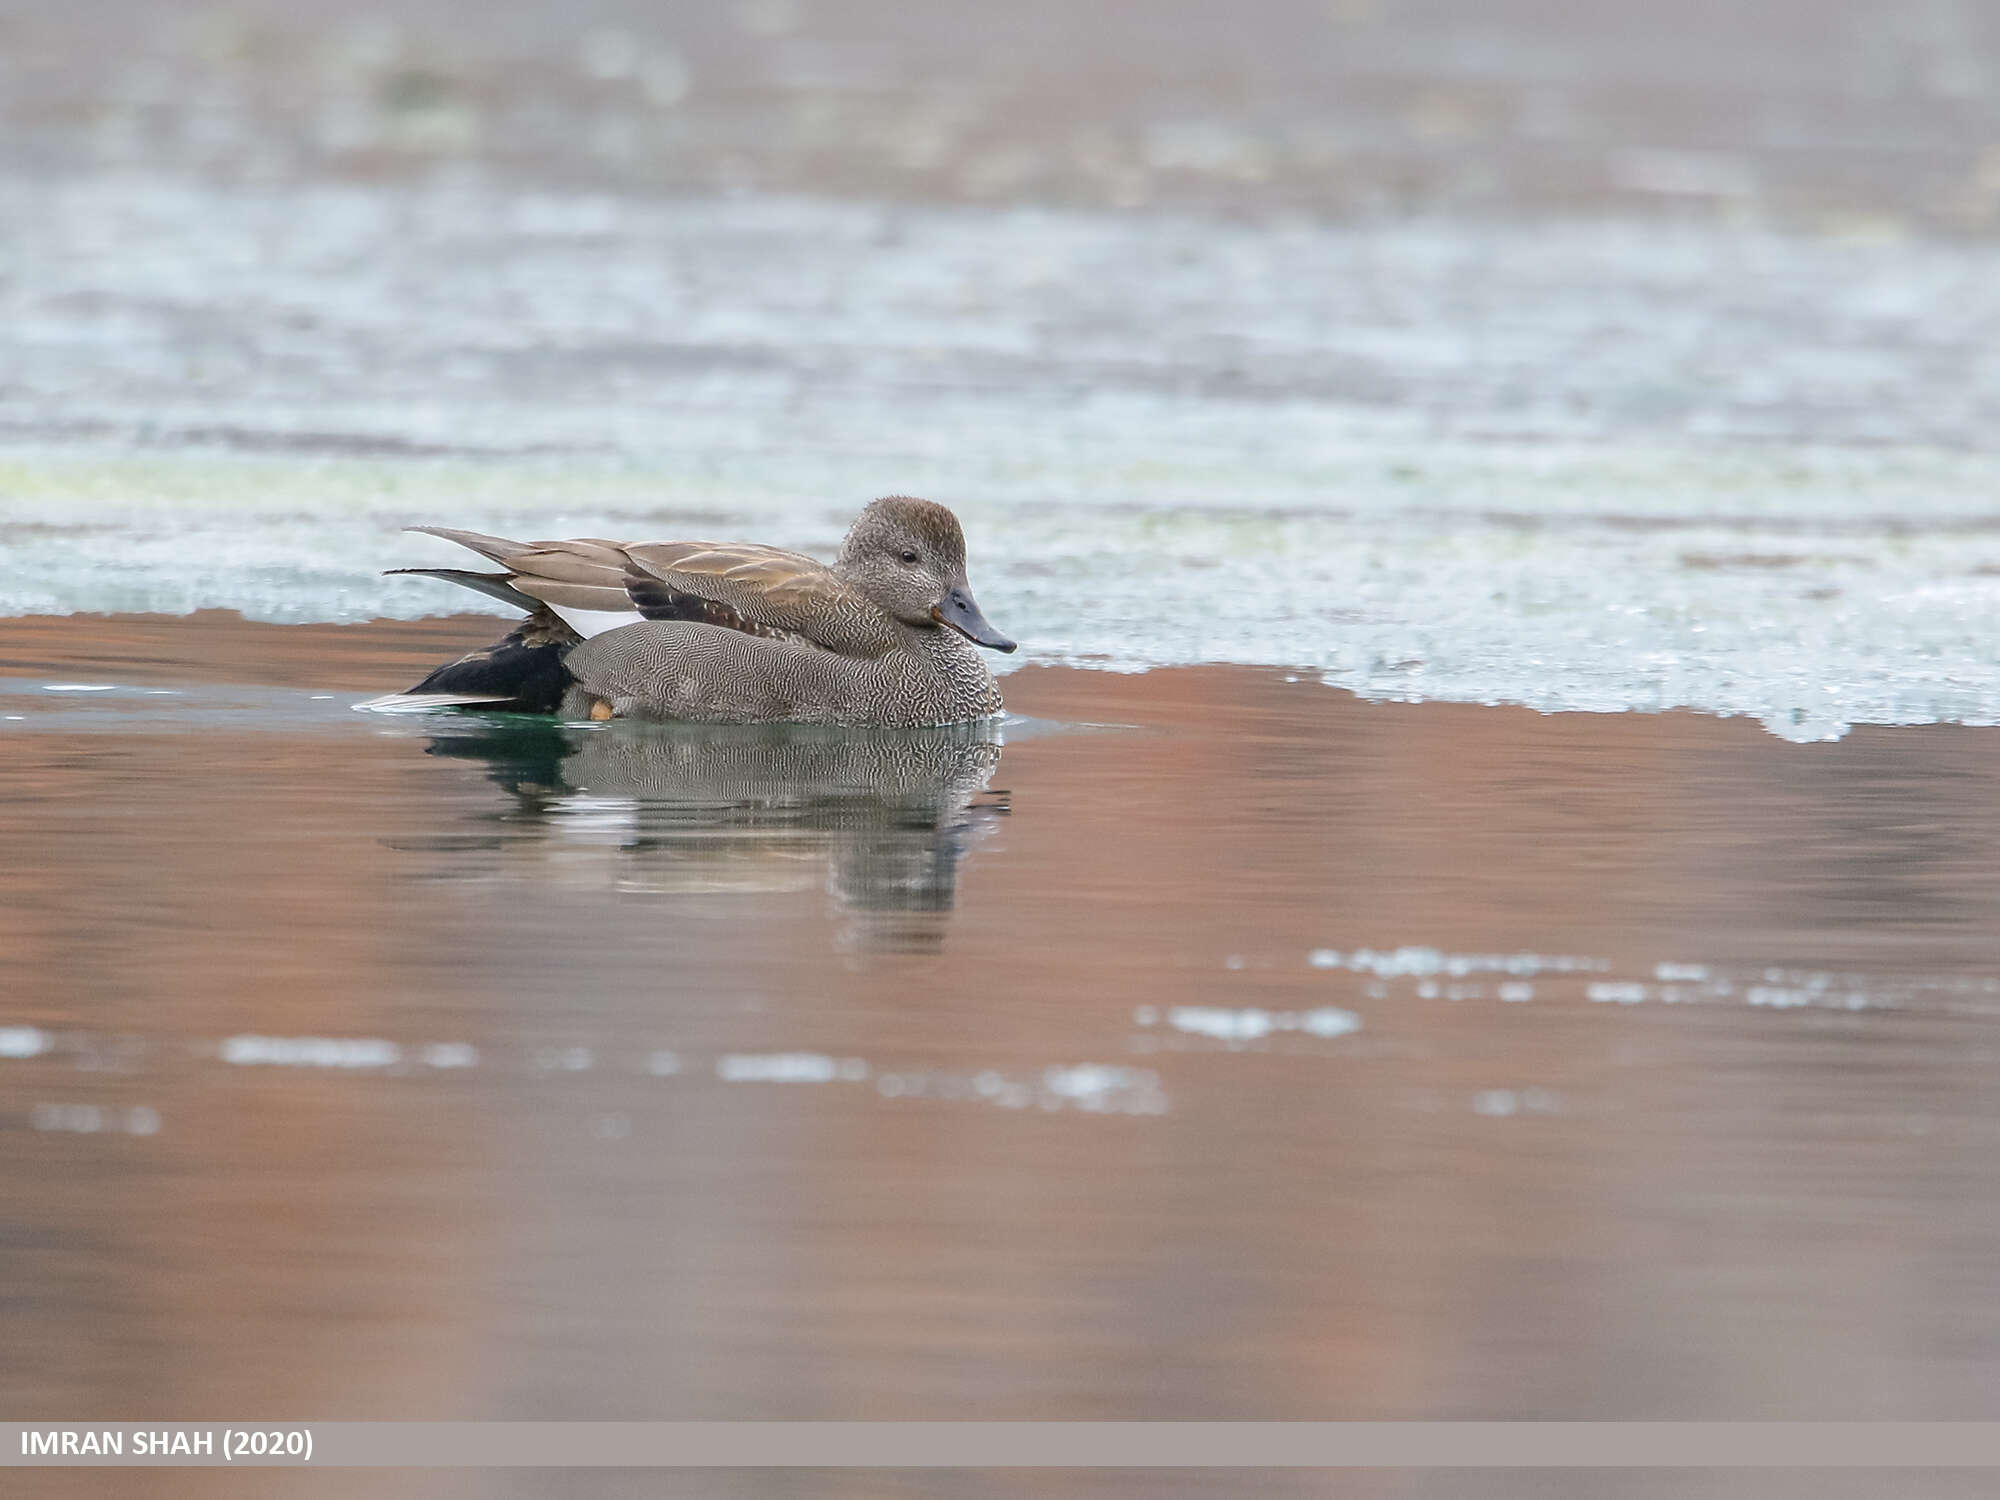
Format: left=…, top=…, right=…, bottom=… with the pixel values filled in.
left=8, top=618, right=2000, bottom=1453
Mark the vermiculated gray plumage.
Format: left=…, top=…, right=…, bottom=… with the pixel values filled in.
left=560, top=614, right=1003, bottom=727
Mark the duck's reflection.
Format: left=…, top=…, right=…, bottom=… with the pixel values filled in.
left=422, top=717, right=1007, bottom=949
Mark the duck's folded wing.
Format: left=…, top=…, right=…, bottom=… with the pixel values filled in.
left=406, top=528, right=636, bottom=610
left=620, top=541, right=897, bottom=656
left=398, top=527, right=638, bottom=634
left=404, top=529, right=897, bottom=653
left=460, top=538, right=643, bottom=635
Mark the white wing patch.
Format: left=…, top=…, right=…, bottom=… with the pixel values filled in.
left=546, top=604, right=646, bottom=639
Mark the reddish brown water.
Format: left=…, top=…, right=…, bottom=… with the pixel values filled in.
left=8, top=616, right=2000, bottom=1500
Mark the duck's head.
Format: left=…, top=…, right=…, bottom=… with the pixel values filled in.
left=837, top=496, right=1016, bottom=653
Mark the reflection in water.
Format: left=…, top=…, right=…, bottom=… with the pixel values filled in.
left=421, top=716, right=1007, bottom=951
left=18, top=630, right=2000, bottom=1438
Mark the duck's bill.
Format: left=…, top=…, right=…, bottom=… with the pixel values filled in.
left=932, top=588, right=1017, bottom=653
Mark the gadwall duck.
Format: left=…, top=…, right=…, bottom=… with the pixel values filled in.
left=360, top=496, right=1016, bottom=726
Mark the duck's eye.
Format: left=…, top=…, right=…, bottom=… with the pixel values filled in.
left=900, top=549, right=920, bottom=564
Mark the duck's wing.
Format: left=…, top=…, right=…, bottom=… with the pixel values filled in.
left=620, top=540, right=898, bottom=656
left=399, top=529, right=897, bottom=652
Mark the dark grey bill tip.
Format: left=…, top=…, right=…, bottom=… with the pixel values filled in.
left=933, top=589, right=1016, bottom=653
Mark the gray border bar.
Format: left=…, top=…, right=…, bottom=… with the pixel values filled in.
left=9, top=1424, right=2000, bottom=1467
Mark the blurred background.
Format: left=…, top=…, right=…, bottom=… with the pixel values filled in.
left=14, top=0, right=2000, bottom=226
left=12, top=6, right=2000, bottom=1495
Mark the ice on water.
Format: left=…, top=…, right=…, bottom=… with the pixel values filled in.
left=8, top=176, right=2000, bottom=740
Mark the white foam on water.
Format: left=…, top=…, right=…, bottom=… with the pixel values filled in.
left=1747, top=987, right=1819, bottom=1009
left=30, top=1103, right=105, bottom=1133
left=1037, top=1064, right=1168, bottom=1114
left=1587, top=983, right=1652, bottom=1005
left=1473, top=1089, right=1564, bottom=1119
left=873, top=1063, right=1164, bottom=1114
left=1655, top=963, right=1711, bottom=982
left=0, top=1026, right=49, bottom=1058
left=1311, top=940, right=1976, bottom=1016
left=1311, top=947, right=1609, bottom=978
left=219, top=1035, right=402, bottom=1068
left=1149, top=1005, right=1362, bottom=1044
left=715, top=1052, right=856, bottom=1084
left=28, top=1102, right=161, bottom=1135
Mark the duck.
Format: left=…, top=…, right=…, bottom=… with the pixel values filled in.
left=358, top=495, right=1016, bottom=726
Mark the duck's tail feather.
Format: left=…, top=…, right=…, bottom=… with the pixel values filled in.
left=360, top=611, right=577, bottom=715
left=386, top=566, right=543, bottom=613
left=404, top=525, right=535, bottom=566
left=353, top=691, right=517, bottom=713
